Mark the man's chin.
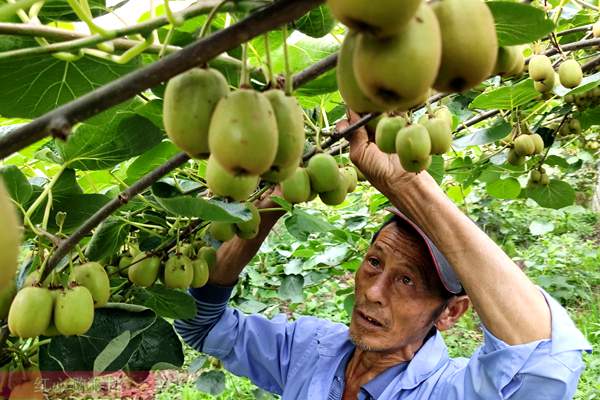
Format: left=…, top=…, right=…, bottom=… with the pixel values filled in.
left=349, top=321, right=386, bottom=352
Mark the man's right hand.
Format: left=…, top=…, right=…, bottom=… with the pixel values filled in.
left=345, top=110, right=425, bottom=199
left=208, top=186, right=285, bottom=287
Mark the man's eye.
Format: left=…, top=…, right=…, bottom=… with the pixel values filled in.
left=401, top=276, right=414, bottom=286
left=368, top=257, right=380, bottom=268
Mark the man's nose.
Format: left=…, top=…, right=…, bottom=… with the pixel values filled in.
left=364, top=274, right=389, bottom=306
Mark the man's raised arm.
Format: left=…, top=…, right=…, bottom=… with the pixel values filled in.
left=346, top=112, right=550, bottom=345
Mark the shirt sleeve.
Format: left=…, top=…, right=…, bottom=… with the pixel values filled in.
left=174, top=283, right=324, bottom=395
left=173, top=283, right=235, bottom=351
left=441, top=287, right=592, bottom=399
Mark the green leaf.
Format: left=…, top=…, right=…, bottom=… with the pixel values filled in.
left=453, top=120, right=511, bottom=149
left=293, top=5, right=336, bottom=38
left=278, top=274, right=304, bottom=303
left=544, top=155, right=583, bottom=172
left=38, top=0, right=114, bottom=22
left=486, top=177, right=521, bottom=199
left=40, top=306, right=183, bottom=375
left=427, top=155, right=445, bottom=185
left=343, top=293, right=355, bottom=318
left=196, top=370, right=226, bottom=396
left=126, top=141, right=180, bottom=185
left=85, top=218, right=130, bottom=261
left=51, top=194, right=110, bottom=233
left=488, top=2, right=554, bottom=46
left=0, top=46, right=139, bottom=119
left=470, top=79, right=539, bottom=110
left=93, top=331, right=131, bottom=375
left=285, top=209, right=334, bottom=241
left=130, top=285, right=197, bottom=320
left=56, top=101, right=164, bottom=170
left=529, top=220, right=555, bottom=236
left=526, top=180, right=576, bottom=209
left=0, top=165, right=32, bottom=206
left=152, top=185, right=252, bottom=223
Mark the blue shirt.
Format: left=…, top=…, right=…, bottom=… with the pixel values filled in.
left=175, top=285, right=592, bottom=400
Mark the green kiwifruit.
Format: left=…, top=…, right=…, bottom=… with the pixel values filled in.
left=422, top=118, right=452, bottom=155
left=209, top=222, right=236, bottom=242
left=306, top=153, right=341, bottom=193
left=354, top=3, right=441, bottom=109
left=569, top=118, right=582, bottom=135
left=128, top=254, right=161, bottom=288
left=341, top=167, right=359, bottom=193
left=533, top=72, right=556, bottom=93
left=198, top=247, right=217, bottom=271
left=506, top=149, right=525, bottom=166
left=433, top=0, right=497, bottom=92
left=558, top=60, right=582, bottom=89
left=494, top=46, right=519, bottom=76
left=337, top=32, right=383, bottom=113
left=263, top=90, right=306, bottom=175
left=190, top=258, right=209, bottom=289
left=506, top=48, right=525, bottom=77
left=206, top=156, right=259, bottom=202
left=0, top=180, right=22, bottom=291
left=163, top=68, right=229, bottom=158
left=594, top=21, right=600, bottom=38
left=375, top=116, right=406, bottom=154
left=164, top=255, right=193, bottom=289
left=434, top=106, right=453, bottom=129
left=8, top=287, right=53, bottom=338
left=529, top=170, right=542, bottom=185
left=528, top=55, right=553, bottom=82
left=208, top=89, right=279, bottom=175
left=72, top=262, right=110, bottom=308
left=261, top=162, right=298, bottom=183
left=236, top=203, right=261, bottom=240
left=396, top=124, right=433, bottom=173
left=281, top=167, right=312, bottom=204
left=0, top=280, right=16, bottom=320
left=540, top=172, right=550, bottom=186
left=319, top=173, right=348, bottom=206
left=326, top=0, right=423, bottom=37
left=531, top=134, right=545, bottom=154
left=54, top=286, right=94, bottom=336
left=118, top=256, right=132, bottom=277
left=513, top=135, right=535, bottom=156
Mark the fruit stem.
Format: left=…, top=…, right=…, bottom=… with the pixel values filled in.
left=240, top=42, right=250, bottom=88
left=258, top=207, right=285, bottom=213
left=199, top=0, right=230, bottom=38
left=282, top=25, right=293, bottom=95
left=25, top=165, right=66, bottom=221
left=264, top=33, right=274, bottom=87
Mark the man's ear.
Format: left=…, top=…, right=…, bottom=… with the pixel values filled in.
left=434, top=295, right=470, bottom=331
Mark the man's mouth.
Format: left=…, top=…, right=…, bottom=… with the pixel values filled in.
left=356, top=310, right=384, bottom=328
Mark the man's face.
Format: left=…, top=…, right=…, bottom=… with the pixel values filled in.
left=349, top=223, right=447, bottom=353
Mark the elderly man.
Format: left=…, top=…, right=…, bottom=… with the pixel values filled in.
left=175, top=113, right=591, bottom=399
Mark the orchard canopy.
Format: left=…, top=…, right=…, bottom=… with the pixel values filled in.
left=0, top=0, right=598, bottom=398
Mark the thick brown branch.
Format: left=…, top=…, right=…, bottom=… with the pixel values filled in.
left=0, top=0, right=325, bottom=160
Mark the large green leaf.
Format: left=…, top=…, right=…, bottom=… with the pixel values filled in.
left=488, top=2, right=554, bottom=46
left=0, top=165, right=32, bottom=206
left=293, top=5, right=336, bottom=38
left=486, top=177, right=521, bottom=199
left=56, top=101, right=164, bottom=170
left=278, top=274, right=304, bottom=303
left=152, top=183, right=253, bottom=223
left=285, top=209, right=334, bottom=241
left=130, top=285, right=197, bottom=320
left=196, top=370, right=226, bottom=396
left=453, top=120, right=511, bottom=148
left=85, top=217, right=130, bottom=261
left=526, top=180, right=576, bottom=209
left=470, top=79, right=539, bottom=110
left=0, top=39, right=140, bottom=119
left=39, top=306, right=183, bottom=376
left=37, top=0, right=120, bottom=22
left=125, top=141, right=179, bottom=185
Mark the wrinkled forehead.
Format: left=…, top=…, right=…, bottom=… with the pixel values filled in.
left=370, top=222, right=443, bottom=292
